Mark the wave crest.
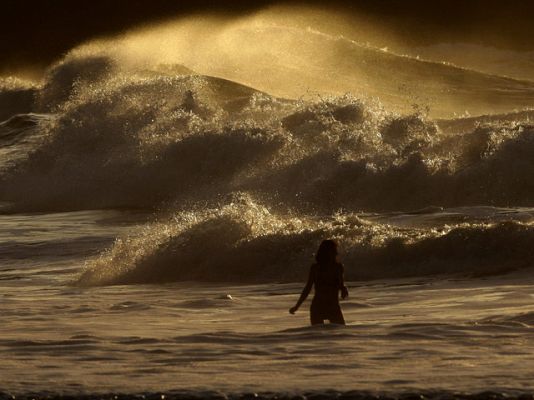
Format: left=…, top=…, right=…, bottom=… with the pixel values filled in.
left=77, top=194, right=534, bottom=285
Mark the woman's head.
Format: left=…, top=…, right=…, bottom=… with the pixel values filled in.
left=315, top=239, right=338, bottom=265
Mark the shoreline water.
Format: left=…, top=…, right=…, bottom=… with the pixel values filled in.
left=1, top=390, right=534, bottom=400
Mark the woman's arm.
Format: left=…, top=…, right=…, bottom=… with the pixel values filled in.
left=289, top=265, right=316, bottom=314
left=339, top=264, right=349, bottom=299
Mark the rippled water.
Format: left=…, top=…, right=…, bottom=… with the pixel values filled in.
left=1, top=210, right=534, bottom=396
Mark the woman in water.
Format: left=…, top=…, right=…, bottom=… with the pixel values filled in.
left=289, top=239, right=349, bottom=325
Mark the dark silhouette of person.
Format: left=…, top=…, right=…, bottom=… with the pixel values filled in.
left=182, top=89, right=197, bottom=113
left=289, top=240, right=349, bottom=325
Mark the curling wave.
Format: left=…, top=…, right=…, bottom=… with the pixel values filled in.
left=77, top=193, right=534, bottom=285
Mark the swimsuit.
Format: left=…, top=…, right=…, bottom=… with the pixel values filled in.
left=310, top=262, right=346, bottom=325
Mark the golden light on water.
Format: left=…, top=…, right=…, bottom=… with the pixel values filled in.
left=68, top=6, right=395, bottom=101
left=53, top=5, right=534, bottom=118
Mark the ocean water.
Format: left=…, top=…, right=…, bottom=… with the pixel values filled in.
left=2, top=16, right=534, bottom=398
left=2, top=209, right=534, bottom=397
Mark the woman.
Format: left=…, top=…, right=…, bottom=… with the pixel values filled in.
left=289, top=239, right=349, bottom=325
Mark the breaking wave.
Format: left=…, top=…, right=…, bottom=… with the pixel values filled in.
left=2, top=27, right=534, bottom=284
left=2, top=52, right=534, bottom=213
left=77, top=193, right=534, bottom=285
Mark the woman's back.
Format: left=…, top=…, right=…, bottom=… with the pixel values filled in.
left=289, top=239, right=348, bottom=325
left=313, top=262, right=343, bottom=302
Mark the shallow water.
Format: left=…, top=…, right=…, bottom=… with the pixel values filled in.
left=1, top=210, right=534, bottom=395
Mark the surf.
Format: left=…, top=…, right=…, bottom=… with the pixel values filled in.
left=2, top=7, right=534, bottom=286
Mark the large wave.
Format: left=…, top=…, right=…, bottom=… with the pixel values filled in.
left=2, top=22, right=534, bottom=284
left=2, top=52, right=534, bottom=213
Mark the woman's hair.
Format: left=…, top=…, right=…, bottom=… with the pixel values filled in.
left=315, top=239, right=338, bottom=265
